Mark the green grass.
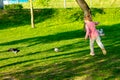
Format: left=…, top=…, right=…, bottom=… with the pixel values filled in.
left=22, top=0, right=120, bottom=8
left=0, top=8, right=120, bottom=80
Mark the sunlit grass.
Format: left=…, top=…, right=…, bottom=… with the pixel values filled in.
left=22, top=0, right=120, bottom=8
left=0, top=8, right=120, bottom=80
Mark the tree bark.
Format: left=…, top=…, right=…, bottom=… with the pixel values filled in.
left=30, top=0, right=35, bottom=28
left=64, top=0, right=66, bottom=8
left=76, top=0, right=91, bottom=17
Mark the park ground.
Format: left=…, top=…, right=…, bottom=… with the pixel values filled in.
left=0, top=8, right=120, bottom=80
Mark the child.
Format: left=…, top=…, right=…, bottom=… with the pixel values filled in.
left=84, top=15, right=106, bottom=56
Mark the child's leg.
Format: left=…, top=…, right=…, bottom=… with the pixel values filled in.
left=96, top=36, right=104, bottom=48
left=90, top=38, right=95, bottom=55
left=96, top=36, right=107, bottom=55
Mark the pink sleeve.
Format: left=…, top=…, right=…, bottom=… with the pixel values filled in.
left=85, top=25, right=90, bottom=38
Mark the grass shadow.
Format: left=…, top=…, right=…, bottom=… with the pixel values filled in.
left=69, top=8, right=105, bottom=22
left=91, top=8, right=105, bottom=16
left=0, top=8, right=105, bottom=30
left=0, top=46, right=120, bottom=80
left=0, top=23, right=120, bottom=80
left=0, top=29, right=85, bottom=47
left=0, top=9, right=55, bottom=30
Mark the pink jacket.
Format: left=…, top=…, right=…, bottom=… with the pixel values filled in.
left=85, top=21, right=99, bottom=39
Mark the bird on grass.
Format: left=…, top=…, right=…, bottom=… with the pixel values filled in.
left=8, top=48, right=20, bottom=54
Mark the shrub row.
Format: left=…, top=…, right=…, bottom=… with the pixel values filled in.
left=4, top=4, right=23, bottom=10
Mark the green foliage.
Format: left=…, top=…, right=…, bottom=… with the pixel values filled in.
left=4, top=4, right=23, bottom=10
left=35, top=0, right=51, bottom=7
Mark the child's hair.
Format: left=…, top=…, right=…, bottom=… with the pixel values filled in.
left=84, top=15, right=92, bottom=21
left=83, top=14, right=92, bottom=32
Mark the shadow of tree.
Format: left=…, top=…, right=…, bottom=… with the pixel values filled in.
left=99, top=23, right=120, bottom=46
left=0, top=46, right=120, bottom=80
left=91, top=8, right=105, bottom=16
left=0, top=23, right=120, bottom=80
left=34, top=8, right=55, bottom=23
left=69, top=8, right=105, bottom=22
left=0, top=9, right=30, bottom=29
left=0, top=8, right=105, bottom=30
left=0, top=9, right=55, bottom=30
left=0, top=30, right=84, bottom=47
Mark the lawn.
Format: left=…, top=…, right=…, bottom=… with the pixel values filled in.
left=0, top=8, right=120, bottom=80
left=22, top=0, right=120, bottom=8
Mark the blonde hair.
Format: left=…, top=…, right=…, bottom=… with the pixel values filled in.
left=84, top=15, right=92, bottom=21
left=83, top=14, right=92, bottom=32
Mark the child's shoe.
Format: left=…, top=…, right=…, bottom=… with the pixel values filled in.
left=90, top=52, right=95, bottom=56
left=102, top=49, right=107, bottom=55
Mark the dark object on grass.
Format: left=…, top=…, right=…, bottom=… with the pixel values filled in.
left=8, top=48, right=20, bottom=54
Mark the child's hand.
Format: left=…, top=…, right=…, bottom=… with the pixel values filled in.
left=95, top=22, right=99, bottom=25
left=85, top=37, right=88, bottom=40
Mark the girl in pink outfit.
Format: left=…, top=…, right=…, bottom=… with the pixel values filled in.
left=84, top=15, right=106, bottom=56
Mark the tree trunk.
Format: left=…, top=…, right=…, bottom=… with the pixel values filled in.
left=76, top=0, right=91, bottom=17
left=30, top=0, right=35, bottom=28
left=111, top=0, right=116, bottom=6
left=64, top=0, right=66, bottom=8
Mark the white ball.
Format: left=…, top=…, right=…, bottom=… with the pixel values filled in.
left=54, top=48, right=59, bottom=52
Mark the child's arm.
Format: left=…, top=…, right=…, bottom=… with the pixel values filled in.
left=85, top=25, right=90, bottom=40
